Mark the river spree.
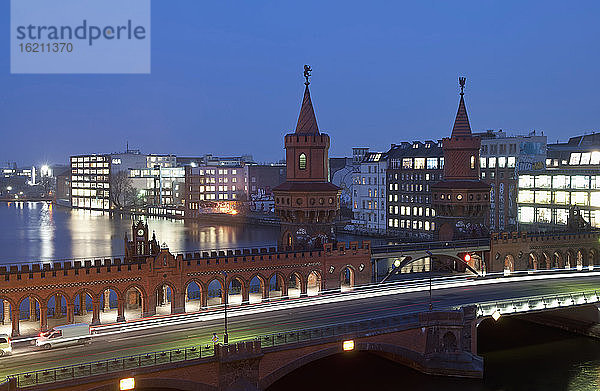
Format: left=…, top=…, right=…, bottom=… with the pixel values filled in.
left=0, top=201, right=286, bottom=264
left=0, top=201, right=372, bottom=264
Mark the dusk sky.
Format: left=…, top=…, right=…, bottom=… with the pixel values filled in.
left=2, top=1, right=599, bottom=166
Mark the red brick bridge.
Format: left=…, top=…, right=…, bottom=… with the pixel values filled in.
left=0, top=240, right=371, bottom=338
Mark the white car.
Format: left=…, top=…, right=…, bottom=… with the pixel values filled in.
left=0, top=334, right=12, bottom=356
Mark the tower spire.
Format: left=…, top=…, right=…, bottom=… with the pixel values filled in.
left=451, top=76, right=471, bottom=137
left=295, top=65, right=319, bottom=134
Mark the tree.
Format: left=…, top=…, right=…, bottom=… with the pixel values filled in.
left=110, top=171, right=139, bottom=209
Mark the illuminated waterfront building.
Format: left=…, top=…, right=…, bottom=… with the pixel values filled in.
left=477, top=130, right=547, bottom=232
left=351, top=151, right=388, bottom=233
left=517, top=132, right=600, bottom=230
left=386, top=141, right=443, bottom=240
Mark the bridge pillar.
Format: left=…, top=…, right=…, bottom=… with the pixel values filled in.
left=143, top=294, right=157, bottom=317
left=261, top=284, right=268, bottom=301
left=103, top=291, right=110, bottom=312
left=66, top=303, right=75, bottom=324
left=117, top=298, right=125, bottom=323
left=241, top=286, right=250, bottom=304
left=216, top=341, right=262, bottom=390
left=55, top=294, right=62, bottom=318
left=2, top=300, right=9, bottom=325
left=172, top=293, right=185, bottom=314
left=417, top=305, right=482, bottom=378
left=40, top=304, right=48, bottom=332
left=79, top=294, right=86, bottom=316
left=200, top=292, right=207, bottom=309
left=300, top=280, right=308, bottom=297
left=10, top=308, right=19, bottom=338
left=29, top=298, right=37, bottom=322
left=91, top=298, right=101, bottom=325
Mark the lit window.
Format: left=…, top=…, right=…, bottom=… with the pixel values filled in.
left=470, top=156, right=475, bottom=169
left=480, top=158, right=486, bottom=169
left=299, top=153, right=307, bottom=170
left=507, top=156, right=516, bottom=168
left=426, top=158, right=438, bottom=170
left=519, top=206, right=535, bottom=223
left=498, top=157, right=506, bottom=168
left=581, top=153, right=591, bottom=165
left=570, top=153, right=581, bottom=165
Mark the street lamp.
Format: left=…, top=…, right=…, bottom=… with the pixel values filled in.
left=425, top=250, right=434, bottom=311
left=221, top=271, right=229, bottom=344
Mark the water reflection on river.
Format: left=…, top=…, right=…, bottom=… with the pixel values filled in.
left=0, top=202, right=369, bottom=264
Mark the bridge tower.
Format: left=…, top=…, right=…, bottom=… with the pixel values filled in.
left=273, top=66, right=341, bottom=250
left=124, top=220, right=160, bottom=261
left=431, top=78, right=490, bottom=241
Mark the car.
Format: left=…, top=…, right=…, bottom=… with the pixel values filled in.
left=36, top=323, right=91, bottom=350
left=0, top=334, right=12, bottom=356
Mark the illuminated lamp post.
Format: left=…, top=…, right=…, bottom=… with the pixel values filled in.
left=222, top=271, right=229, bottom=344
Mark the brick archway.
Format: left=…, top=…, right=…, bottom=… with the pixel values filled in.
left=184, top=279, right=206, bottom=311
left=259, top=342, right=437, bottom=390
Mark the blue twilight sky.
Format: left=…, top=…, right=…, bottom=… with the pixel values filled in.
left=1, top=1, right=599, bottom=166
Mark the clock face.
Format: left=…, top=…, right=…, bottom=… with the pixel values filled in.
left=137, top=229, right=145, bottom=236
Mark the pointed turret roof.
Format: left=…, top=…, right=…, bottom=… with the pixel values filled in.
left=451, top=79, right=472, bottom=137
left=295, top=85, right=319, bottom=134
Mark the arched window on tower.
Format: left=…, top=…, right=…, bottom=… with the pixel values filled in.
left=299, top=153, right=307, bottom=170
left=470, top=155, right=475, bottom=169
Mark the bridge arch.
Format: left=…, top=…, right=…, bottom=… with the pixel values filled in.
left=227, top=275, right=247, bottom=305
left=590, top=248, right=600, bottom=267
left=248, top=273, right=267, bottom=303
left=528, top=252, right=539, bottom=270
left=44, top=291, right=70, bottom=326
left=268, top=271, right=287, bottom=298
left=307, top=270, right=322, bottom=296
left=260, top=342, right=433, bottom=390
left=540, top=252, right=551, bottom=270
left=206, top=276, right=225, bottom=306
left=552, top=251, right=564, bottom=269
left=340, top=265, right=356, bottom=291
left=287, top=270, right=305, bottom=298
left=565, top=249, right=576, bottom=269
left=72, top=289, right=94, bottom=325
left=123, top=284, right=146, bottom=320
left=184, top=278, right=206, bottom=311
left=503, top=254, right=515, bottom=273
left=153, top=281, right=177, bottom=315
left=15, top=294, right=43, bottom=335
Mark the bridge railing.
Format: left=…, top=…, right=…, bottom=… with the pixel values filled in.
left=7, top=310, right=423, bottom=388
left=467, top=290, right=600, bottom=318
left=11, top=345, right=216, bottom=388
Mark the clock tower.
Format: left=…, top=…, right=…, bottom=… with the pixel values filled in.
left=124, top=220, right=160, bottom=261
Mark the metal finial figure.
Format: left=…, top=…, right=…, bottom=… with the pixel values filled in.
left=459, top=76, right=466, bottom=96
left=304, top=65, right=312, bottom=86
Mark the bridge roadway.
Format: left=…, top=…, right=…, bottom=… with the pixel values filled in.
left=2, top=269, right=600, bottom=379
